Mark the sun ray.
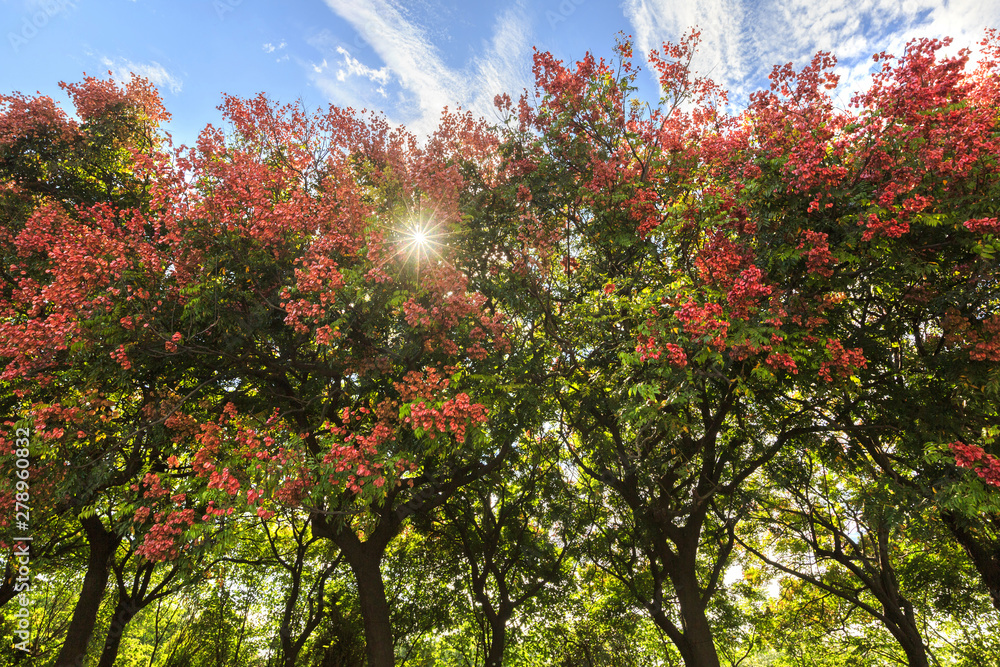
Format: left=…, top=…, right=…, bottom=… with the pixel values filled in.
left=396, top=212, right=447, bottom=272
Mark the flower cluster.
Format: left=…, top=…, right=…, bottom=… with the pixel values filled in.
left=636, top=334, right=660, bottom=362
left=635, top=335, right=688, bottom=367
left=111, top=344, right=132, bottom=370
left=817, top=338, right=867, bottom=382
left=964, top=217, right=1000, bottom=233
left=950, top=441, right=1000, bottom=487
left=727, top=266, right=773, bottom=320
left=138, top=472, right=170, bottom=500
left=764, top=352, right=799, bottom=374
left=404, top=393, right=488, bottom=445
left=207, top=468, right=241, bottom=495
left=797, top=230, right=835, bottom=278
left=675, top=300, right=729, bottom=350
left=940, top=310, right=1000, bottom=361
left=694, top=233, right=746, bottom=288
left=135, top=509, right=196, bottom=562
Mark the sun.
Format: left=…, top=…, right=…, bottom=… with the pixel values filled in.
left=398, top=219, right=444, bottom=269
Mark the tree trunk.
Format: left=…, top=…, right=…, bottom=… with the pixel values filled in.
left=895, top=629, right=929, bottom=667
left=345, top=549, right=394, bottom=667
left=670, top=547, right=721, bottom=667
left=673, top=585, right=720, bottom=667
left=645, top=558, right=721, bottom=667
left=485, top=612, right=509, bottom=667
left=232, top=591, right=252, bottom=667
left=942, top=512, right=1000, bottom=612
left=279, top=576, right=301, bottom=667
left=314, top=509, right=400, bottom=667
left=96, top=603, right=136, bottom=667
left=874, top=525, right=929, bottom=667
left=56, top=516, right=119, bottom=667
left=870, top=598, right=929, bottom=667
left=0, top=557, right=17, bottom=608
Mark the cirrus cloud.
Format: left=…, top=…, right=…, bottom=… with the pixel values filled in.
left=100, top=56, right=182, bottom=95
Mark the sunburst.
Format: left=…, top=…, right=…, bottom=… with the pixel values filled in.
left=398, top=217, right=446, bottom=270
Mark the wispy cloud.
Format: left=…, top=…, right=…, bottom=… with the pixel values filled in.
left=623, top=0, right=1000, bottom=108
left=320, top=0, right=465, bottom=133
left=99, top=57, right=182, bottom=95
left=263, top=41, right=289, bottom=62
left=624, top=0, right=750, bottom=96
left=470, top=1, right=533, bottom=118
left=316, top=0, right=532, bottom=134
left=334, top=46, right=391, bottom=85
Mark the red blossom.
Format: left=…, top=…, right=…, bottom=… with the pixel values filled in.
left=727, top=266, right=773, bottom=320
left=764, top=352, right=798, bottom=374
left=675, top=299, right=729, bottom=350
left=970, top=315, right=1000, bottom=361
left=797, top=230, right=835, bottom=278
left=663, top=343, right=688, bottom=367
left=818, top=338, right=867, bottom=382
left=636, top=335, right=661, bottom=362
left=965, top=217, right=1000, bottom=233
left=949, top=441, right=1000, bottom=487
left=136, top=509, right=195, bottom=562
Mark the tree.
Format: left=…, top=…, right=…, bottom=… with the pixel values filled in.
left=0, top=72, right=188, bottom=667
left=431, top=433, right=575, bottom=666
left=3, top=83, right=531, bottom=666
left=742, top=448, right=934, bottom=666
left=486, top=33, right=845, bottom=667
left=727, top=32, right=1000, bottom=616
left=3, top=28, right=1000, bottom=667
left=479, top=28, right=1000, bottom=666
left=159, top=96, right=521, bottom=667
left=255, top=508, right=344, bottom=667
left=95, top=531, right=188, bottom=667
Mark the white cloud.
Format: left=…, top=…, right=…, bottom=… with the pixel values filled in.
left=99, top=57, right=182, bottom=95
left=335, top=46, right=391, bottom=85
left=470, top=2, right=533, bottom=118
left=624, top=0, right=751, bottom=96
left=623, top=0, right=1000, bottom=108
left=321, top=0, right=465, bottom=133
left=263, top=41, right=287, bottom=54
left=317, top=0, right=532, bottom=134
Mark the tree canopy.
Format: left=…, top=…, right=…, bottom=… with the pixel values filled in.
left=2, top=29, right=1000, bottom=667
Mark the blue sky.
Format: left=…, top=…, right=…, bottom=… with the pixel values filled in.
left=2, top=0, right=999, bottom=145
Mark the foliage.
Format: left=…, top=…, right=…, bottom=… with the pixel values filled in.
left=2, top=26, right=1000, bottom=667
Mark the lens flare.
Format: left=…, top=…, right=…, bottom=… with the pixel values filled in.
left=398, top=219, right=444, bottom=270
